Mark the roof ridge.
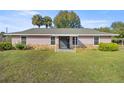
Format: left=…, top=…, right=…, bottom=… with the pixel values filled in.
left=7, top=28, right=117, bottom=36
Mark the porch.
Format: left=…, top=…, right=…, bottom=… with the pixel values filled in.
left=52, top=36, right=78, bottom=52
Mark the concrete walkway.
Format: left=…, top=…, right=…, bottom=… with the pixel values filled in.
left=56, top=49, right=75, bottom=52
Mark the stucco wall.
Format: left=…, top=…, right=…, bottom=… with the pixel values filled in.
left=11, top=35, right=112, bottom=48
left=27, top=36, right=50, bottom=45
left=55, top=36, right=59, bottom=48
left=100, top=36, right=112, bottom=43
left=77, top=36, right=112, bottom=47
left=12, top=36, right=21, bottom=45
left=78, top=36, right=94, bottom=46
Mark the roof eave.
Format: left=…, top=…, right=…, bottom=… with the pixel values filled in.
left=78, top=34, right=119, bottom=36
left=4, top=33, right=119, bottom=36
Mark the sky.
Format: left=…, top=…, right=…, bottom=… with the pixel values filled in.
left=0, top=10, right=124, bottom=32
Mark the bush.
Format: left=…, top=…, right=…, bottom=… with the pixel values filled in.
left=15, top=43, right=26, bottom=50
left=99, top=43, right=119, bottom=51
left=0, top=42, right=12, bottom=50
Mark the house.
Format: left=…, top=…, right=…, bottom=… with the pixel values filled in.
left=5, top=28, right=118, bottom=50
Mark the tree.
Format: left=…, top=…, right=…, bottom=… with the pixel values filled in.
left=32, top=14, right=43, bottom=28
left=118, top=31, right=124, bottom=38
left=0, top=32, right=11, bottom=42
left=111, top=22, right=124, bottom=38
left=43, top=16, right=52, bottom=28
left=111, top=21, right=124, bottom=30
left=95, top=27, right=111, bottom=33
left=0, top=32, right=5, bottom=37
left=54, top=11, right=81, bottom=28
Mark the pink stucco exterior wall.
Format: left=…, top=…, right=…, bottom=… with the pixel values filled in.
left=78, top=36, right=94, bottom=45
left=12, top=36, right=21, bottom=45
left=78, top=36, right=112, bottom=46
left=11, top=35, right=112, bottom=47
left=100, top=36, right=112, bottom=43
left=26, top=36, right=50, bottom=45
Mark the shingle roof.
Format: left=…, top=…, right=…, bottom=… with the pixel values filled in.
left=6, top=28, right=118, bottom=36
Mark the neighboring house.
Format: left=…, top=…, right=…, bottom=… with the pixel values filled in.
left=5, top=28, right=118, bottom=50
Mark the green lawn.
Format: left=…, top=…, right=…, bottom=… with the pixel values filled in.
left=0, top=48, right=124, bottom=83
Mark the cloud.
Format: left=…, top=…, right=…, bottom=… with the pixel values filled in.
left=16, top=10, right=40, bottom=16
left=82, top=20, right=108, bottom=23
left=0, top=22, right=20, bottom=32
left=0, top=12, right=34, bottom=32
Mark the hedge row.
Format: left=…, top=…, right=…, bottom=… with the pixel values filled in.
left=98, top=43, right=119, bottom=51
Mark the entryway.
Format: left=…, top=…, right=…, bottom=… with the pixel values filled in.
left=59, top=36, right=70, bottom=49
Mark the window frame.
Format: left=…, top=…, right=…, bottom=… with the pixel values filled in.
left=51, top=36, right=55, bottom=45
left=94, top=36, right=99, bottom=45
left=72, top=37, right=78, bottom=45
left=21, top=36, right=26, bottom=45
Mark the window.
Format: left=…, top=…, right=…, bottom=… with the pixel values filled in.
left=51, top=36, right=55, bottom=45
left=21, top=36, right=26, bottom=45
left=73, top=37, right=78, bottom=45
left=94, top=36, right=99, bottom=45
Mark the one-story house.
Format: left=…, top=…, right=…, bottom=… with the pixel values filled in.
left=5, top=28, right=118, bottom=50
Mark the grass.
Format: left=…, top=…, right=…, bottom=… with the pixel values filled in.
left=0, top=48, right=124, bottom=83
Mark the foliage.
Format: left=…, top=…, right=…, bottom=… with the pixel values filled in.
left=111, top=22, right=124, bottom=38
left=32, top=14, right=44, bottom=28
left=15, top=43, right=26, bottom=50
left=43, top=16, right=52, bottom=28
left=99, top=43, right=119, bottom=51
left=95, top=21, right=124, bottom=38
left=0, top=32, right=12, bottom=42
left=111, top=21, right=124, bottom=30
left=115, top=31, right=124, bottom=38
left=95, top=27, right=111, bottom=33
left=0, top=32, right=5, bottom=37
left=0, top=32, right=5, bottom=42
left=112, top=38, right=121, bottom=44
left=54, top=11, right=81, bottom=28
left=0, top=42, right=12, bottom=50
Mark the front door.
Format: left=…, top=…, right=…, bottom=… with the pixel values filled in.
left=59, top=36, right=70, bottom=49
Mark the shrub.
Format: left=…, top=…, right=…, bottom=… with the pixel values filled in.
left=99, top=43, right=119, bottom=51
left=0, top=42, right=12, bottom=50
left=15, top=43, right=26, bottom=50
